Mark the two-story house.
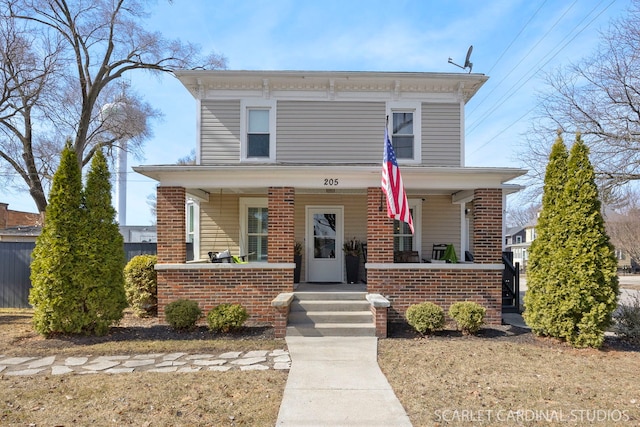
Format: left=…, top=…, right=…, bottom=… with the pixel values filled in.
left=134, top=70, right=526, bottom=337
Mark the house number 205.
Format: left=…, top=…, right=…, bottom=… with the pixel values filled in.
left=324, top=178, right=339, bottom=186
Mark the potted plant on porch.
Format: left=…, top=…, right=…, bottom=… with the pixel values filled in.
left=294, top=242, right=303, bottom=283
left=343, top=238, right=362, bottom=284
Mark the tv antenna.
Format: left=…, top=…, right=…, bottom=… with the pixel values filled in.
left=448, top=45, right=473, bottom=73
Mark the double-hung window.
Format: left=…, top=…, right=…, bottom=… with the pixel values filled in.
left=241, top=100, right=276, bottom=161
left=393, top=200, right=422, bottom=253
left=185, top=198, right=199, bottom=261
left=392, top=112, right=414, bottom=159
left=387, top=101, right=421, bottom=163
left=247, top=109, right=270, bottom=157
left=240, top=198, right=268, bottom=262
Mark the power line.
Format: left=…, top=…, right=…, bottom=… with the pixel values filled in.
left=467, top=0, right=616, bottom=154
left=467, top=0, right=616, bottom=153
left=467, top=0, right=579, bottom=126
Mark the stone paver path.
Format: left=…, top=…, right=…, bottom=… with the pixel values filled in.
left=0, top=350, right=290, bottom=376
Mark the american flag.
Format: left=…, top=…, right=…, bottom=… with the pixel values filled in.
left=381, top=127, right=414, bottom=234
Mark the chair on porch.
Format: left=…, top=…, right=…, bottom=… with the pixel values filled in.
left=208, top=250, right=248, bottom=263
left=431, top=244, right=448, bottom=261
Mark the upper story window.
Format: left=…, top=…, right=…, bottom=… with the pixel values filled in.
left=387, top=101, right=421, bottom=163
left=241, top=99, right=276, bottom=162
left=392, top=112, right=414, bottom=159
left=248, top=109, right=270, bottom=157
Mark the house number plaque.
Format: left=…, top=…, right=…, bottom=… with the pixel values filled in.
left=323, top=178, right=339, bottom=186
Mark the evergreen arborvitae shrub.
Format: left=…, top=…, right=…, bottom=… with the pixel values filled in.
left=559, top=135, right=618, bottom=348
left=207, top=303, right=249, bottom=333
left=524, top=133, right=619, bottom=348
left=405, top=302, right=445, bottom=335
left=79, top=149, right=127, bottom=335
left=523, top=133, right=570, bottom=338
left=165, top=299, right=202, bottom=331
left=124, top=254, right=158, bottom=317
left=448, top=301, right=486, bottom=335
left=30, top=142, right=86, bottom=336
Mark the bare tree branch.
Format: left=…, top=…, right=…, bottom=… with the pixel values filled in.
left=0, top=0, right=227, bottom=213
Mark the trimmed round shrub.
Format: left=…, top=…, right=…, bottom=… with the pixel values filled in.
left=207, top=303, right=249, bottom=333
left=124, top=254, right=158, bottom=317
left=165, top=299, right=202, bottom=331
left=406, top=302, right=445, bottom=335
left=449, top=301, right=486, bottom=335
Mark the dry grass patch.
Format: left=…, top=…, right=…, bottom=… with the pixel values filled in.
left=1, top=371, right=286, bottom=426
left=379, top=334, right=640, bottom=426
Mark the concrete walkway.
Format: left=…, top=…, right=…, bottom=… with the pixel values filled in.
left=276, top=336, right=412, bottom=427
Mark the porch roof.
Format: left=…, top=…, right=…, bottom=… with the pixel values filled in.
left=134, top=164, right=526, bottom=196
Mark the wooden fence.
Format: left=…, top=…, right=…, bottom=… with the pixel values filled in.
left=0, top=242, right=192, bottom=308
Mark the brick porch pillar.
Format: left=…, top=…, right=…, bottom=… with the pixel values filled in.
left=156, top=186, right=186, bottom=263
left=367, top=187, right=394, bottom=263
left=268, top=187, right=295, bottom=263
left=472, top=188, right=503, bottom=264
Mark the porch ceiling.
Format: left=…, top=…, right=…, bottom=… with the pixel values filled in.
left=134, top=164, right=526, bottom=195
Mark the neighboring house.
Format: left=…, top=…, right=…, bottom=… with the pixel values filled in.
left=505, top=220, right=536, bottom=271
left=134, top=70, right=526, bottom=337
left=0, top=203, right=42, bottom=242
left=119, top=226, right=157, bottom=243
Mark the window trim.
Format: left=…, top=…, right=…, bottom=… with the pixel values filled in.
left=393, top=199, right=422, bottom=254
left=185, top=198, right=200, bottom=260
left=386, top=101, right=422, bottom=164
left=240, top=99, right=276, bottom=162
left=239, top=197, right=268, bottom=262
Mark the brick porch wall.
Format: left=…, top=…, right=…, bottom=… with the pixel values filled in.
left=156, top=267, right=293, bottom=324
left=366, top=187, right=504, bottom=330
left=367, top=187, right=394, bottom=263
left=155, top=185, right=296, bottom=328
left=366, top=268, right=502, bottom=325
left=268, top=187, right=295, bottom=263
left=156, top=186, right=186, bottom=263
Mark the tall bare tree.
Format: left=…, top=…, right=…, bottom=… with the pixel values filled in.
left=521, top=0, right=640, bottom=205
left=0, top=0, right=226, bottom=213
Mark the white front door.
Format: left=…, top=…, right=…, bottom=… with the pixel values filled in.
left=306, top=206, right=344, bottom=283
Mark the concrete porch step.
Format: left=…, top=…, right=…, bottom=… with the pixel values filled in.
left=286, top=291, right=375, bottom=337
left=286, top=322, right=376, bottom=337
left=288, top=310, right=373, bottom=324
left=290, top=299, right=371, bottom=312
left=292, top=291, right=367, bottom=300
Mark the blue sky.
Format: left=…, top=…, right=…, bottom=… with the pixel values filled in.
left=4, top=0, right=630, bottom=224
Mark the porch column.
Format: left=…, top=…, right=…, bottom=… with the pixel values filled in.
left=367, top=187, right=394, bottom=263
left=268, top=187, right=295, bottom=263
left=156, top=186, right=186, bottom=263
left=472, top=188, right=503, bottom=264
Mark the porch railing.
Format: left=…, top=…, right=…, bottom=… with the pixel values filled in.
left=502, top=251, right=520, bottom=313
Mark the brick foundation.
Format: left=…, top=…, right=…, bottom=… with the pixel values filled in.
left=156, top=266, right=294, bottom=325
left=367, top=268, right=503, bottom=325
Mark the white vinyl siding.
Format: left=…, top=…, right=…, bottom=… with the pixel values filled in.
left=277, top=101, right=385, bottom=163
left=422, top=103, right=461, bottom=167
left=200, top=100, right=241, bottom=164
left=199, top=193, right=242, bottom=259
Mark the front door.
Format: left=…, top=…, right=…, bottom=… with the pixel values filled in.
left=306, top=206, right=344, bottom=282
